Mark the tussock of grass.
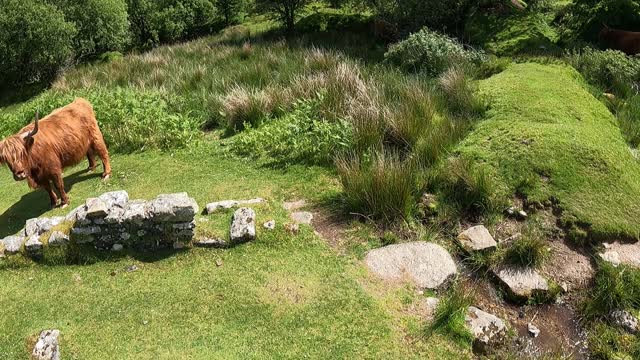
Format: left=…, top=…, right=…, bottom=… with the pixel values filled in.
left=584, top=262, right=640, bottom=318
left=503, top=235, right=549, bottom=269
left=440, top=158, right=498, bottom=218
left=456, top=63, right=640, bottom=241
left=428, top=285, right=474, bottom=346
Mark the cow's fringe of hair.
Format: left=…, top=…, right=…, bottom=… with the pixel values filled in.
left=0, top=136, right=28, bottom=167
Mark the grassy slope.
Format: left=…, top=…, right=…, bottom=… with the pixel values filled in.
left=0, top=142, right=467, bottom=359
left=456, top=63, right=640, bottom=240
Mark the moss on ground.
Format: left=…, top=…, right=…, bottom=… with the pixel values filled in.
left=455, top=63, right=640, bottom=241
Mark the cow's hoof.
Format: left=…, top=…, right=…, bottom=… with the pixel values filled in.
left=61, top=203, right=69, bottom=209
left=102, top=174, right=111, bottom=181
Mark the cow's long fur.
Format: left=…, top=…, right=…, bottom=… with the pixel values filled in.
left=0, top=98, right=111, bottom=207
left=600, top=25, right=640, bottom=55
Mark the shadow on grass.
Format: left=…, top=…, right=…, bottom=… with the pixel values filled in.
left=0, top=169, right=101, bottom=238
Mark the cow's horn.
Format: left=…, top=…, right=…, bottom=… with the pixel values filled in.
left=27, top=111, right=39, bottom=138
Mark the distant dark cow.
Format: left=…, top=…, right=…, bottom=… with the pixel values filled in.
left=600, top=25, right=640, bottom=55
left=0, top=98, right=111, bottom=208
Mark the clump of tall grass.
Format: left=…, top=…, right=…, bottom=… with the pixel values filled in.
left=614, top=95, right=640, bottom=148
left=438, top=66, right=488, bottom=118
left=503, top=235, right=549, bottom=268
left=584, top=262, right=640, bottom=318
left=221, top=86, right=274, bottom=131
left=336, top=150, right=417, bottom=222
left=440, top=158, right=497, bottom=218
left=428, top=284, right=474, bottom=346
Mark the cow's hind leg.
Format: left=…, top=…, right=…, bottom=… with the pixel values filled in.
left=52, top=173, right=69, bottom=208
left=43, top=182, right=58, bottom=209
left=92, top=134, right=111, bottom=181
left=87, top=150, right=97, bottom=172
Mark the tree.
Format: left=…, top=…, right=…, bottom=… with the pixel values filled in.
left=216, top=0, right=244, bottom=26
left=255, top=0, right=310, bottom=32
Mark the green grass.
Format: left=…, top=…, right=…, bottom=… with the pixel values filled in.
left=455, top=63, right=640, bottom=241
left=0, top=140, right=467, bottom=359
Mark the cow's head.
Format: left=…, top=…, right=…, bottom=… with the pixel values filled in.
left=0, top=112, right=39, bottom=181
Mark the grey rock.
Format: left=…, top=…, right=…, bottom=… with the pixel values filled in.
left=194, top=238, right=228, bottom=248
left=599, top=241, right=640, bottom=268
left=205, top=200, right=239, bottom=214
left=48, top=231, right=69, bottom=246
left=25, top=217, right=63, bottom=237
left=517, top=210, right=528, bottom=220
left=173, top=222, right=195, bottom=230
left=418, top=297, right=440, bottom=321
left=72, top=226, right=102, bottom=236
left=493, top=267, right=549, bottom=299
left=1, top=235, right=25, bottom=254
left=25, top=235, right=43, bottom=256
left=230, top=207, right=256, bottom=244
left=112, top=244, right=124, bottom=252
left=67, top=205, right=91, bottom=226
left=122, top=200, right=148, bottom=224
left=85, top=198, right=109, bottom=218
left=104, top=207, right=125, bottom=224
left=126, top=264, right=139, bottom=272
left=528, top=323, right=541, bottom=338
left=458, top=225, right=497, bottom=252
left=32, top=329, right=60, bottom=360
left=147, top=193, right=199, bottom=222
left=465, top=306, right=507, bottom=350
left=365, top=241, right=457, bottom=290
left=610, top=309, right=639, bottom=334
left=263, top=220, right=276, bottom=230
left=290, top=211, right=313, bottom=225
left=283, top=199, right=306, bottom=211
left=98, top=190, right=129, bottom=208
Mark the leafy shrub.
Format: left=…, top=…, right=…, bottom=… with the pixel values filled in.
left=0, top=88, right=199, bottom=153
left=215, top=0, right=245, bottom=27
left=558, top=0, right=640, bottom=42
left=255, top=0, right=311, bottom=32
left=336, top=150, right=417, bottom=221
left=231, top=96, right=353, bottom=166
left=568, top=47, right=640, bottom=96
left=51, top=0, right=130, bottom=59
left=0, top=0, right=76, bottom=85
left=296, top=12, right=371, bottom=33
left=384, top=28, right=486, bottom=76
left=584, top=262, right=640, bottom=318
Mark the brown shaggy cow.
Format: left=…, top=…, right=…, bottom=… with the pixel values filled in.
left=0, top=98, right=111, bottom=208
left=600, top=25, right=640, bottom=55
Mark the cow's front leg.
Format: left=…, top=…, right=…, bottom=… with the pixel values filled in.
left=52, top=173, right=69, bottom=208
left=43, top=182, right=58, bottom=209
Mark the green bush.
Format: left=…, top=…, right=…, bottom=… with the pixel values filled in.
left=568, top=47, right=640, bottom=96
left=0, top=0, right=76, bottom=85
left=231, top=97, right=353, bottom=166
left=51, top=0, right=130, bottom=59
left=367, top=0, right=480, bottom=33
left=127, top=0, right=217, bottom=49
left=0, top=88, right=200, bottom=153
left=336, top=150, right=417, bottom=222
left=558, top=0, right=640, bottom=43
left=384, top=28, right=486, bottom=75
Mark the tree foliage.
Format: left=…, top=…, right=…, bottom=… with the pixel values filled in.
left=255, top=0, right=311, bottom=32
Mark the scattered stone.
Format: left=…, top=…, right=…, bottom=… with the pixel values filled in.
left=25, top=235, right=43, bottom=257
left=283, top=199, right=306, bottom=211
left=458, top=225, right=497, bottom=252
left=205, top=198, right=265, bottom=214
left=528, top=323, right=541, bottom=338
left=1, top=235, right=25, bottom=254
left=290, top=211, right=313, bottom=225
left=73, top=274, right=82, bottom=283
left=230, top=208, right=256, bottom=244
left=147, top=193, right=199, bottom=223
left=365, top=241, right=457, bottom=290
left=98, top=190, right=129, bottom=208
left=25, top=217, right=63, bottom=237
left=143, top=320, right=149, bottom=325
left=215, top=259, right=223, bottom=267
left=465, top=306, right=507, bottom=352
left=493, top=267, right=550, bottom=300
left=31, top=329, right=60, bottom=360
left=112, top=244, right=124, bottom=252
left=609, top=310, right=639, bottom=334
left=421, top=297, right=440, bottom=320
left=85, top=198, right=109, bottom=218
left=599, top=241, right=640, bottom=268
left=517, top=210, right=528, bottom=220
left=48, top=231, right=69, bottom=246
left=263, top=220, right=276, bottom=230
left=126, top=265, right=139, bottom=272
left=194, top=238, right=228, bottom=248
left=285, top=223, right=299, bottom=234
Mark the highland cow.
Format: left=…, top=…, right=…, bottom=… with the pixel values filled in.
left=0, top=98, right=111, bottom=208
left=600, top=24, right=640, bottom=55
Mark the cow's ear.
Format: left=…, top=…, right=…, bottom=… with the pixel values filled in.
left=23, top=135, right=35, bottom=149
